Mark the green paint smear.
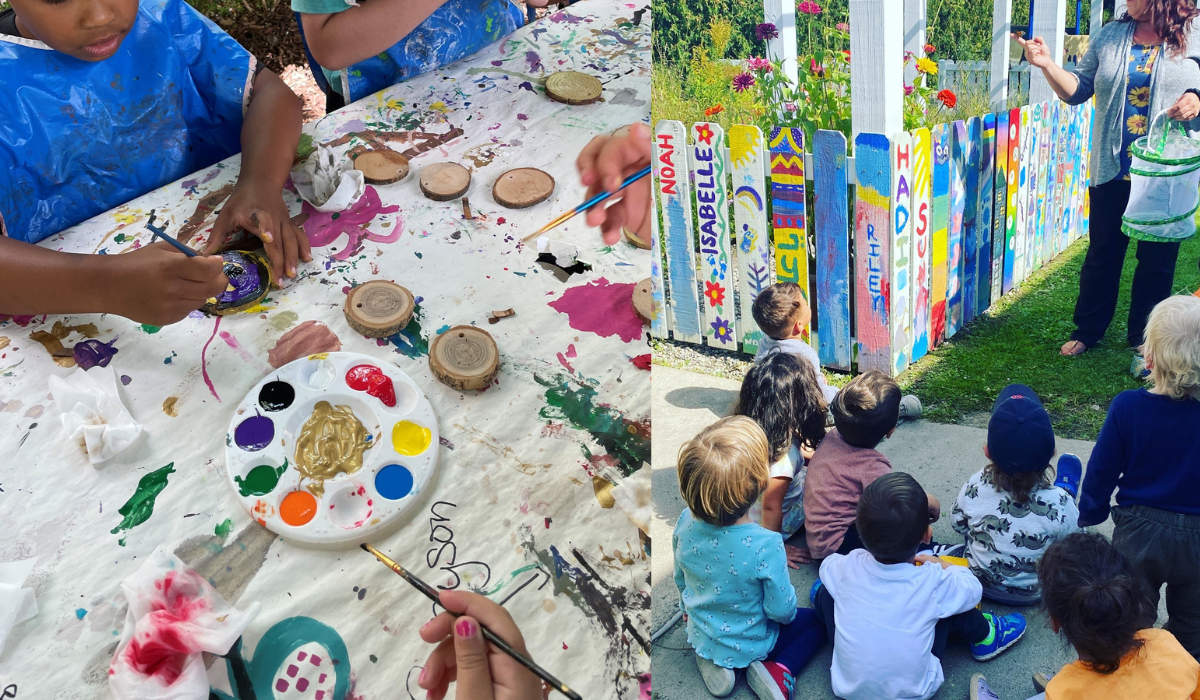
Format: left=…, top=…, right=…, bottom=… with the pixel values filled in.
left=214, top=518, right=234, bottom=538
left=140, top=324, right=161, bottom=334
left=110, top=462, right=176, bottom=543
left=388, top=304, right=428, bottom=358
left=535, top=375, right=650, bottom=478
left=234, top=460, right=288, bottom=497
left=296, top=133, right=316, bottom=161
left=268, top=310, right=299, bottom=333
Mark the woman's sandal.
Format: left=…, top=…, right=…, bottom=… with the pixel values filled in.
left=1060, top=340, right=1088, bottom=356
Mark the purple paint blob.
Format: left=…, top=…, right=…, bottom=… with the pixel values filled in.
left=217, top=251, right=265, bottom=305
left=120, top=375, right=132, bottom=385
left=525, top=50, right=543, bottom=73
left=234, top=412, right=274, bottom=451
left=74, top=339, right=119, bottom=369
left=518, top=81, right=535, bottom=92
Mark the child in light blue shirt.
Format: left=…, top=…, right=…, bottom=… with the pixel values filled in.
left=672, top=416, right=825, bottom=700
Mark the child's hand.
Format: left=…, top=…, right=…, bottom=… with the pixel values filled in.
left=785, top=544, right=813, bottom=569
left=205, top=185, right=311, bottom=286
left=418, top=589, right=543, bottom=700
left=105, top=242, right=228, bottom=325
left=913, top=554, right=951, bottom=569
left=576, top=122, right=652, bottom=245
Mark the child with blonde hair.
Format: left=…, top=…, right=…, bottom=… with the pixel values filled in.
left=673, top=416, right=825, bottom=699
left=1079, top=294, right=1200, bottom=658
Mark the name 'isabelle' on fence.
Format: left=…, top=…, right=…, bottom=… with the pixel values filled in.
left=646, top=99, right=1094, bottom=377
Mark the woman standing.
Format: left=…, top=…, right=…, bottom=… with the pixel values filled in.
left=1018, top=0, right=1200, bottom=357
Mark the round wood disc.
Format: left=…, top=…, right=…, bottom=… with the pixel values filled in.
left=493, top=168, right=555, bottom=209
left=202, top=250, right=272, bottom=316
left=545, top=71, right=603, bottom=105
left=429, top=326, right=500, bottom=391
left=354, top=150, right=410, bottom=184
left=623, top=226, right=651, bottom=250
left=344, top=281, right=414, bottom=337
left=632, top=278, right=653, bottom=326
left=419, top=162, right=472, bottom=201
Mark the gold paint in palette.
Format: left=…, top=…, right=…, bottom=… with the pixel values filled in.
left=294, top=400, right=371, bottom=497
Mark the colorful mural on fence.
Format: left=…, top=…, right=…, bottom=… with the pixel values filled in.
left=768, top=127, right=811, bottom=342
left=692, top=122, right=736, bottom=346
left=930, top=124, right=950, bottom=346
left=649, top=185, right=667, bottom=338
left=946, top=120, right=967, bottom=338
left=890, top=133, right=913, bottom=375
left=814, top=129, right=852, bottom=370
left=730, top=124, right=772, bottom=354
left=990, top=111, right=1007, bottom=307
left=977, top=113, right=995, bottom=317
left=655, top=120, right=701, bottom=343
left=854, top=133, right=892, bottom=373
left=911, top=127, right=933, bottom=362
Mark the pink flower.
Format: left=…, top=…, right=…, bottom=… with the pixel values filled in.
left=904, top=84, right=915, bottom=96
left=732, top=72, right=756, bottom=92
left=798, top=0, right=822, bottom=15
left=809, top=58, right=824, bottom=77
left=746, top=57, right=773, bottom=72
left=784, top=102, right=797, bottom=112
left=755, top=23, right=779, bottom=41
left=836, top=22, right=848, bottom=31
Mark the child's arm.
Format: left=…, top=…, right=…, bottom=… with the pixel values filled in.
left=760, top=539, right=798, bottom=624
left=0, top=238, right=227, bottom=325
left=927, top=492, right=942, bottom=524
left=760, top=477, right=791, bottom=533
left=204, top=70, right=309, bottom=285
left=1077, top=397, right=1127, bottom=527
left=931, top=564, right=984, bottom=618
left=299, top=1, right=447, bottom=71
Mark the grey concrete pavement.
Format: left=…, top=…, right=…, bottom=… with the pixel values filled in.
left=649, top=365, right=1147, bottom=700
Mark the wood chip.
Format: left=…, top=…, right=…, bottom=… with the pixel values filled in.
left=462, top=197, right=473, bottom=220
left=429, top=326, right=500, bottom=392
left=632, top=277, right=653, bottom=326
left=544, top=71, right=603, bottom=105
left=487, top=308, right=516, bottom=324
left=623, top=226, right=651, bottom=250
left=419, top=162, right=472, bottom=201
left=493, top=168, right=555, bottom=209
left=354, top=150, right=410, bottom=184
left=343, top=280, right=414, bottom=338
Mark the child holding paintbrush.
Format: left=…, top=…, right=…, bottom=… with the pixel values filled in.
left=0, top=0, right=308, bottom=326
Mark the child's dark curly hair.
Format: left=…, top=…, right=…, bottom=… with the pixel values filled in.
left=736, top=353, right=827, bottom=463
left=1039, top=532, right=1156, bottom=674
left=982, top=463, right=1053, bottom=505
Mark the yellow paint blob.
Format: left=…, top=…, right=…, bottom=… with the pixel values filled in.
left=392, top=420, right=431, bottom=456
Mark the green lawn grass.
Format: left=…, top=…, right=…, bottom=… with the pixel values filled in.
left=900, top=233, right=1200, bottom=441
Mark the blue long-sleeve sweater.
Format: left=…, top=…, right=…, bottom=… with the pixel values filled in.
left=1078, top=388, right=1200, bottom=527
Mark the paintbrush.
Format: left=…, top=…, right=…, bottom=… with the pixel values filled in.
left=145, top=209, right=198, bottom=257
left=522, top=165, right=652, bottom=242
left=360, top=543, right=583, bottom=700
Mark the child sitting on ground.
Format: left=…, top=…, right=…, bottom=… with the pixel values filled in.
left=673, top=416, right=826, bottom=700
left=0, top=0, right=305, bottom=325
left=950, top=384, right=1081, bottom=605
left=1079, top=294, right=1200, bottom=659
left=736, top=353, right=827, bottom=539
left=813, top=472, right=1027, bottom=700
left=799, top=370, right=940, bottom=563
left=971, top=532, right=1199, bottom=700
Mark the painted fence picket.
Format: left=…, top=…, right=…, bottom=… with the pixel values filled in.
left=769, top=127, right=812, bottom=343
left=1054, top=103, right=1071, bottom=256
left=1033, top=102, right=1051, bottom=272
left=961, top=117, right=980, bottom=327
left=648, top=166, right=668, bottom=338
left=1045, top=102, right=1062, bottom=263
left=654, top=120, right=702, bottom=344
left=729, top=125, right=772, bottom=354
left=890, top=132, right=914, bottom=375
left=978, top=114, right=995, bottom=318
left=930, top=124, right=951, bottom=346
left=692, top=122, right=737, bottom=348
left=814, top=130, right=852, bottom=370
left=1004, top=107, right=1020, bottom=295
left=947, top=120, right=967, bottom=338
left=1021, top=103, right=1038, bottom=283
left=990, top=111, right=1007, bottom=308
left=854, top=133, right=892, bottom=373
left=911, top=127, right=933, bottom=362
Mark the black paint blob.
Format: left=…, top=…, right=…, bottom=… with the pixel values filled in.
left=258, top=381, right=295, bottom=412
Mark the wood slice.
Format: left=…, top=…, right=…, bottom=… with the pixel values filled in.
left=623, top=226, right=651, bottom=250
left=202, top=250, right=272, bottom=316
left=493, top=168, right=555, bottom=209
left=544, top=71, right=603, bottom=105
left=429, top=326, right=500, bottom=391
left=632, top=277, right=653, bottom=326
left=344, top=281, right=414, bottom=337
left=420, top=162, right=472, bottom=201
left=354, top=150, right=410, bottom=184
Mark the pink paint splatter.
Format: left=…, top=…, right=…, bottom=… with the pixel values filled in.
left=302, top=186, right=402, bottom=261
left=200, top=317, right=222, bottom=401
left=548, top=277, right=643, bottom=343
left=219, top=331, right=256, bottom=365
left=639, top=673, right=651, bottom=700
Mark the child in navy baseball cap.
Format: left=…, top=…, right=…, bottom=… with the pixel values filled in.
left=949, top=384, right=1082, bottom=604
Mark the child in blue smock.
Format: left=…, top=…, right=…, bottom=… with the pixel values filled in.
left=0, top=0, right=306, bottom=326
left=294, top=0, right=550, bottom=108
left=673, top=415, right=825, bottom=700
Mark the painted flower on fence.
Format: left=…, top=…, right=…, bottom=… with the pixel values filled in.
left=798, top=0, right=822, bottom=15
left=755, top=23, right=779, bottom=41
left=695, top=123, right=714, bottom=145
left=937, top=89, right=957, bottom=108
left=746, top=57, right=772, bottom=72
left=915, top=57, right=938, bottom=75
left=704, top=104, right=724, bottom=117
left=710, top=318, right=734, bottom=344
left=732, top=72, right=756, bottom=93
left=704, top=281, right=726, bottom=308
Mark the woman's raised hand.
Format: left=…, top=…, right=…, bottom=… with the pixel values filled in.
left=1167, top=92, right=1200, bottom=121
left=1013, top=34, right=1054, bottom=69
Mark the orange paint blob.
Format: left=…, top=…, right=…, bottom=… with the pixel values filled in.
left=279, top=490, right=318, bottom=526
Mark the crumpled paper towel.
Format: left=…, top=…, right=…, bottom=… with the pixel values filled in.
left=536, top=237, right=580, bottom=266
left=0, top=559, right=38, bottom=657
left=48, top=364, right=143, bottom=465
left=610, top=464, right=651, bottom=534
left=292, top=144, right=365, bottom=211
left=109, top=547, right=261, bottom=700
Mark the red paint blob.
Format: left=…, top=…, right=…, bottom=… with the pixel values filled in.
left=345, top=365, right=397, bottom=407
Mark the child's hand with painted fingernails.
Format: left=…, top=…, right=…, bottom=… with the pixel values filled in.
left=205, top=184, right=312, bottom=287
left=417, top=589, right=543, bottom=700
left=576, top=122, right=652, bottom=246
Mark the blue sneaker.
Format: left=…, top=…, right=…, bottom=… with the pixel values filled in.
left=971, top=612, right=1027, bottom=661
left=970, top=673, right=1001, bottom=700
left=1054, top=453, right=1082, bottom=499
left=809, top=579, right=823, bottom=608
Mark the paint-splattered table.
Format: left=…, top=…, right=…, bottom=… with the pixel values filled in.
left=0, top=4, right=651, bottom=698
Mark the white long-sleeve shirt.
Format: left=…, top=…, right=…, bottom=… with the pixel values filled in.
left=755, top=336, right=838, bottom=404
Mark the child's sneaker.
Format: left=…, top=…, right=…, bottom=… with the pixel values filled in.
left=1032, top=671, right=1054, bottom=693
left=747, top=660, right=794, bottom=700
left=1053, top=453, right=1082, bottom=498
left=898, top=395, right=922, bottom=423
left=970, top=612, right=1027, bottom=661
left=970, top=673, right=1001, bottom=700
left=809, top=579, right=824, bottom=608
left=695, top=655, right=736, bottom=697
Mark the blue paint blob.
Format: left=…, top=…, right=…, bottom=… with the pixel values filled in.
left=235, top=413, right=275, bottom=451
left=75, top=608, right=88, bottom=619
left=375, top=464, right=413, bottom=500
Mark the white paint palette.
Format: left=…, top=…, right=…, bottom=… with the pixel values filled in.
left=224, top=352, right=440, bottom=546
